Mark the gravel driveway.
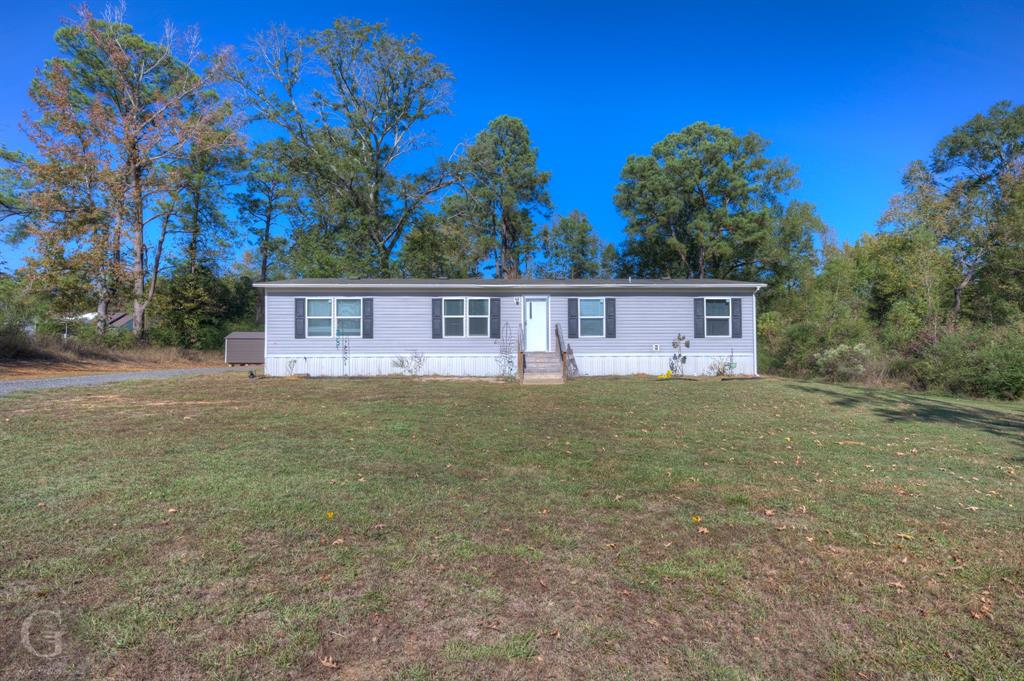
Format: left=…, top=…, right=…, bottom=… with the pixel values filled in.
left=0, top=366, right=249, bottom=396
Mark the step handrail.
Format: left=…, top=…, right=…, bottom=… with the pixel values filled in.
left=554, top=323, right=569, bottom=382
left=554, top=322, right=579, bottom=380
left=517, top=322, right=525, bottom=382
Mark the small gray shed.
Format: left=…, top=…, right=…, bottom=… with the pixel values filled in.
left=224, top=331, right=264, bottom=365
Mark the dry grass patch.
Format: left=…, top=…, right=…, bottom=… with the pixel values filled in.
left=0, top=334, right=220, bottom=380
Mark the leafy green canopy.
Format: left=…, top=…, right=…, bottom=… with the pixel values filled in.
left=231, top=19, right=454, bottom=277
left=614, top=122, right=826, bottom=289
left=538, top=210, right=602, bottom=278
left=442, top=115, right=552, bottom=278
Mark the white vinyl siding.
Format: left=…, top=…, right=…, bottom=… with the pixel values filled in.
left=705, top=298, right=731, bottom=337
left=579, top=298, right=605, bottom=337
left=267, top=290, right=754, bottom=360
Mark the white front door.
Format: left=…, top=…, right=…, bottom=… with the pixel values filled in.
left=523, top=297, right=549, bottom=351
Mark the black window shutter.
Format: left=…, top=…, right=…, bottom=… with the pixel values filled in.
left=605, top=297, right=616, bottom=338
left=294, top=298, right=306, bottom=339
left=568, top=298, right=579, bottom=338
left=363, top=298, right=373, bottom=339
left=489, top=297, right=500, bottom=338
left=731, top=297, right=742, bottom=338
left=431, top=298, right=442, bottom=338
left=693, top=298, right=705, bottom=339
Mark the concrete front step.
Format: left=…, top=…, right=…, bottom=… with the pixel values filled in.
left=522, top=372, right=565, bottom=385
left=522, top=351, right=565, bottom=384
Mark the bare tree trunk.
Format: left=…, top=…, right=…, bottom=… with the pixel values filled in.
left=95, top=219, right=111, bottom=335
left=949, top=270, right=974, bottom=327
left=130, top=159, right=147, bottom=337
left=260, top=211, right=271, bottom=282
left=96, top=295, right=109, bottom=334
left=131, top=249, right=145, bottom=336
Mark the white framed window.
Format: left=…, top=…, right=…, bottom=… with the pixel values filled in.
left=306, top=298, right=333, bottom=337
left=442, top=298, right=465, bottom=337
left=442, top=297, right=490, bottom=337
left=705, top=298, right=731, bottom=337
left=579, top=298, right=605, bottom=337
left=335, top=298, right=362, bottom=337
left=467, top=298, right=490, bottom=337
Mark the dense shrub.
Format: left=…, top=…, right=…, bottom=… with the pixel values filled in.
left=912, top=325, right=1024, bottom=399
left=148, top=267, right=258, bottom=350
left=0, top=326, right=33, bottom=359
left=813, top=343, right=872, bottom=382
left=72, top=323, right=138, bottom=350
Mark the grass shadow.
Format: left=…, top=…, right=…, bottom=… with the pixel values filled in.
left=789, top=381, right=1024, bottom=454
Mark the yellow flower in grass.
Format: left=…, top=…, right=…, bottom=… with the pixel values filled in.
left=691, top=515, right=701, bottom=524
left=326, top=511, right=335, bottom=520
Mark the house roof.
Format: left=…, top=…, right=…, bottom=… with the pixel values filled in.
left=253, top=277, right=766, bottom=291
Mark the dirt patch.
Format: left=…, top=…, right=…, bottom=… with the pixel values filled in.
left=0, top=357, right=222, bottom=381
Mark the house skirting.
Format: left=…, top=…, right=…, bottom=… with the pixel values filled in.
left=265, top=354, right=508, bottom=377
left=574, top=352, right=755, bottom=376
left=264, top=352, right=756, bottom=378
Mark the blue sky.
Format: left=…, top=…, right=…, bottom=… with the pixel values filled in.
left=2, top=0, right=1022, bottom=269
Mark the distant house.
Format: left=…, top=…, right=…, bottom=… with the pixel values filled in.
left=105, top=312, right=133, bottom=331
left=48, top=310, right=133, bottom=339
left=255, top=278, right=765, bottom=382
left=70, top=311, right=134, bottom=332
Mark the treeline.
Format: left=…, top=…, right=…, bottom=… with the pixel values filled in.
left=761, top=103, right=1024, bottom=398
left=0, top=7, right=1021, bottom=397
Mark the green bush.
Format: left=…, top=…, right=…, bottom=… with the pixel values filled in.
left=813, top=343, right=872, bottom=382
left=0, top=326, right=33, bottom=359
left=72, top=323, right=138, bottom=350
left=913, top=325, right=1024, bottom=399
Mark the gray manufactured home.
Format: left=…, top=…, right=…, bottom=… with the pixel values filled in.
left=255, top=278, right=765, bottom=381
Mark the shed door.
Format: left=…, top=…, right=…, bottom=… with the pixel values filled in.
left=523, top=298, right=549, bottom=352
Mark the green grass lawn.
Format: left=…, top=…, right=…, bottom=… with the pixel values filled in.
left=1, top=375, right=1022, bottom=680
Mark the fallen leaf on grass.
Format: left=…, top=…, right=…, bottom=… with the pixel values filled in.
left=762, top=509, right=775, bottom=517
left=697, top=527, right=709, bottom=535
left=331, top=537, right=345, bottom=545
left=167, top=508, right=178, bottom=514
left=889, top=581, right=906, bottom=591
left=319, top=655, right=340, bottom=669
left=896, top=533, right=913, bottom=541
